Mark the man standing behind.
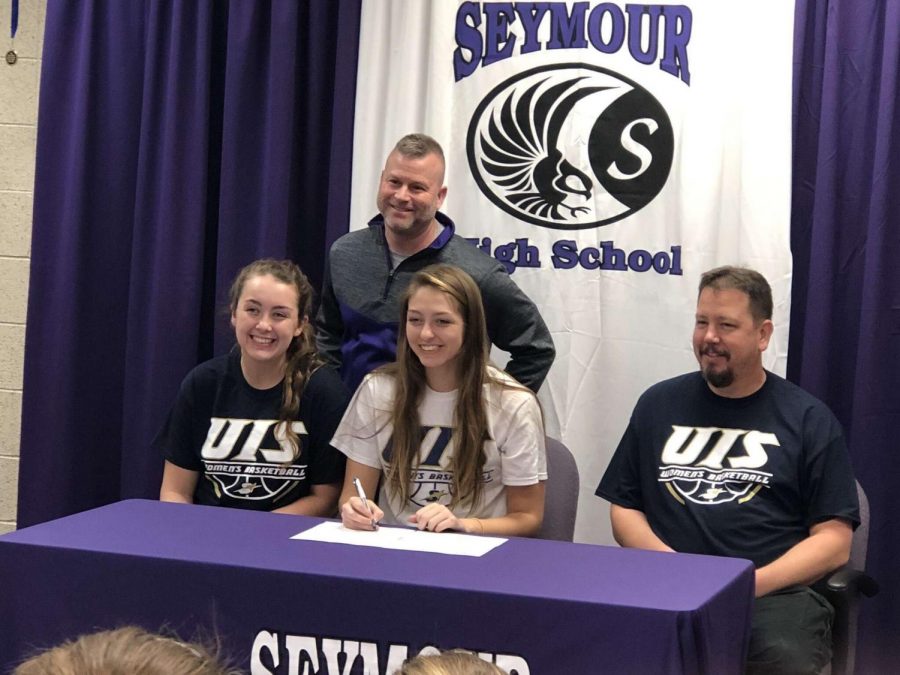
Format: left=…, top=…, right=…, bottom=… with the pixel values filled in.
left=317, top=133, right=554, bottom=392
left=596, top=266, right=858, bottom=675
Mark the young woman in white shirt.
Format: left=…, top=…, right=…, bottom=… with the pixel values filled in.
left=333, top=264, right=546, bottom=535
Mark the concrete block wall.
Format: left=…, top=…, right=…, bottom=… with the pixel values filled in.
left=0, top=0, right=46, bottom=533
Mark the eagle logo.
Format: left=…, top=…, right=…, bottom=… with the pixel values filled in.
left=467, top=63, right=674, bottom=230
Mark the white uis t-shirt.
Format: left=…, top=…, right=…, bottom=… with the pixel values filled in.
left=332, top=368, right=546, bottom=525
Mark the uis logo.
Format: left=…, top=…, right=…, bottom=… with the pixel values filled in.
left=466, top=63, right=674, bottom=230
left=659, top=426, right=776, bottom=506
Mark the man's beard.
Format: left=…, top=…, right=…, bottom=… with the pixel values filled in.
left=700, top=346, right=734, bottom=388
left=702, top=363, right=735, bottom=388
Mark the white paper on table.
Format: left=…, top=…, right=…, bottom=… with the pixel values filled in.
left=291, top=521, right=507, bottom=557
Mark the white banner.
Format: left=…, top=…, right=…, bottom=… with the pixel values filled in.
left=351, top=0, right=793, bottom=544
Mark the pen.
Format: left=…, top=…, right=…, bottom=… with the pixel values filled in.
left=352, top=477, right=378, bottom=530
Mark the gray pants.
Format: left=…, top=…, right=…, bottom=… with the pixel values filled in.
left=746, top=585, right=834, bottom=675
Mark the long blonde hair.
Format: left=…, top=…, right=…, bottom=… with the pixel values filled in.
left=228, top=259, right=321, bottom=460
left=383, top=264, right=520, bottom=512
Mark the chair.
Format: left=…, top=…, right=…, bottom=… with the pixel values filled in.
left=537, top=437, right=579, bottom=541
left=819, top=481, right=879, bottom=675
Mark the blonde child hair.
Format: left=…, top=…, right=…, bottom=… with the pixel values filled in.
left=396, top=650, right=508, bottom=675
left=14, top=626, right=241, bottom=675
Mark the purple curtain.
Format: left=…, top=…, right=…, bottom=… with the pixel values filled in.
left=18, top=0, right=360, bottom=526
left=791, top=0, right=900, bottom=671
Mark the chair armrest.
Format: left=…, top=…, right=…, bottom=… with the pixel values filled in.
left=826, top=567, right=880, bottom=598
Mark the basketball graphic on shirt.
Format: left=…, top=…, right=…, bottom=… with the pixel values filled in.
left=200, top=417, right=308, bottom=502
left=659, top=425, right=773, bottom=505
left=409, top=470, right=454, bottom=508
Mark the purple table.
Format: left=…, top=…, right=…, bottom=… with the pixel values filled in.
left=0, top=500, right=753, bottom=673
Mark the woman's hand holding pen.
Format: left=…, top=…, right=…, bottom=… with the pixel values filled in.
left=340, top=496, right=384, bottom=531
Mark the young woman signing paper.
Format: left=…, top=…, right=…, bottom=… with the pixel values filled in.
left=332, top=264, right=546, bottom=535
